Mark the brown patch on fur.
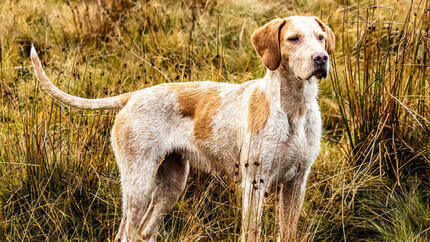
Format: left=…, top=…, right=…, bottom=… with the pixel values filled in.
left=119, top=92, right=135, bottom=108
left=279, top=19, right=292, bottom=43
left=251, top=18, right=289, bottom=70
left=248, top=88, right=270, bottom=135
left=314, top=17, right=336, bottom=54
left=113, top=114, right=134, bottom=156
left=168, top=83, right=221, bottom=140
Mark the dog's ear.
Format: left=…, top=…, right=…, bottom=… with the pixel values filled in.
left=314, top=17, right=335, bottom=55
left=251, top=18, right=287, bottom=70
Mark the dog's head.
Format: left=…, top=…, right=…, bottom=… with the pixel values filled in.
left=251, top=16, right=335, bottom=80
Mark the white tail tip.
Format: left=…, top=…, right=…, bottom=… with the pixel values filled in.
left=30, top=44, right=38, bottom=58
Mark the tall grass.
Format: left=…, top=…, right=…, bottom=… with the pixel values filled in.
left=321, top=0, right=430, bottom=239
left=331, top=0, right=429, bottom=180
left=0, top=0, right=428, bottom=241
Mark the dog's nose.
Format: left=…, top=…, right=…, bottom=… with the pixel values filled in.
left=312, top=52, right=328, bottom=65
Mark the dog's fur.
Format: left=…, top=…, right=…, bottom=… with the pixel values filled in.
left=31, top=16, right=334, bottom=241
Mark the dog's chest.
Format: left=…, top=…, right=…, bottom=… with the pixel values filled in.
left=273, top=106, right=322, bottom=178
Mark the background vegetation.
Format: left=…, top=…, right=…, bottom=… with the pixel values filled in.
left=0, top=0, right=429, bottom=240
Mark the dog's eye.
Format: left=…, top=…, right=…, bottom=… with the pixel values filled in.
left=288, top=36, right=299, bottom=42
left=318, top=35, right=324, bottom=41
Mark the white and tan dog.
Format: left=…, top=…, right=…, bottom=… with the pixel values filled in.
left=31, top=16, right=334, bottom=241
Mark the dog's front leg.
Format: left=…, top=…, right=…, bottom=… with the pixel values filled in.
left=241, top=176, right=268, bottom=242
left=278, top=167, right=311, bottom=241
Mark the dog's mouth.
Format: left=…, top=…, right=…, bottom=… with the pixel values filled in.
left=309, top=65, right=328, bottom=80
left=297, top=65, right=329, bottom=82
left=313, top=68, right=327, bottom=79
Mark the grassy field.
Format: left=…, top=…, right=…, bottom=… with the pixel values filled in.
left=0, top=0, right=429, bottom=240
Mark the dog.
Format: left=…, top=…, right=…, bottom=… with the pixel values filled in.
left=31, top=15, right=334, bottom=241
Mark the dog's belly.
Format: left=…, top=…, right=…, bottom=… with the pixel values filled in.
left=183, top=144, right=238, bottom=175
left=184, top=122, right=242, bottom=175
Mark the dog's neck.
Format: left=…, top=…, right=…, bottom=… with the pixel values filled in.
left=265, top=69, right=319, bottom=120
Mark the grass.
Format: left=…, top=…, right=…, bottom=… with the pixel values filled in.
left=0, top=0, right=429, bottom=240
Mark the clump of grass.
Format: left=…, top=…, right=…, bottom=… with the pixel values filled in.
left=0, top=0, right=429, bottom=241
left=324, top=0, right=430, bottom=239
left=331, top=0, right=429, bottom=179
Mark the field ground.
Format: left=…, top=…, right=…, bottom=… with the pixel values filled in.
left=0, top=0, right=429, bottom=241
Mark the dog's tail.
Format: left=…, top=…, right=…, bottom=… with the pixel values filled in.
left=30, top=45, right=133, bottom=110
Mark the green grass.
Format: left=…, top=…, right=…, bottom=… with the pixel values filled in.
left=0, top=0, right=429, bottom=240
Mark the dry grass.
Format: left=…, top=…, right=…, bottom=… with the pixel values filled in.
left=0, top=0, right=429, bottom=241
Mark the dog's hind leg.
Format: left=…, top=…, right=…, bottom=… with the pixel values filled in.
left=116, top=151, right=189, bottom=241
left=114, top=153, right=160, bottom=241
left=137, top=151, right=190, bottom=240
